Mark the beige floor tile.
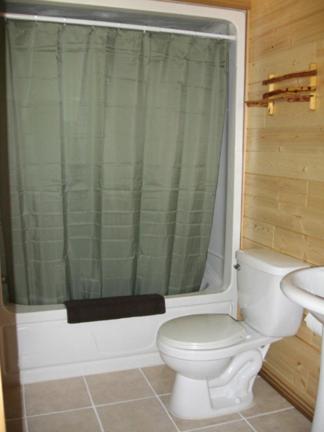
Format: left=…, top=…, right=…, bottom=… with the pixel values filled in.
left=28, top=408, right=101, bottom=432
left=141, top=365, right=175, bottom=395
left=248, top=409, right=311, bottom=432
left=160, top=395, right=241, bottom=431
left=241, top=377, right=292, bottom=418
left=97, top=397, right=177, bottom=432
left=6, top=418, right=27, bottom=432
left=25, top=377, right=91, bottom=416
left=206, top=421, right=255, bottom=431
left=86, top=368, right=154, bottom=405
left=3, top=385, right=24, bottom=419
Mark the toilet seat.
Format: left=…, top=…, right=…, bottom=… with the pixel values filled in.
left=158, top=314, right=247, bottom=350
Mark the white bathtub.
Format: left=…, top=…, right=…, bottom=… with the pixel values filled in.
left=0, top=283, right=236, bottom=384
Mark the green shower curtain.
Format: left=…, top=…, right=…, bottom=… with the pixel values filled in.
left=4, top=20, right=228, bottom=305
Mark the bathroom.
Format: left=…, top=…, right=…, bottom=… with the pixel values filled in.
left=0, top=0, right=323, bottom=431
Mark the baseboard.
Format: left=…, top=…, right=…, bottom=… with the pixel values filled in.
left=260, top=365, right=314, bottom=421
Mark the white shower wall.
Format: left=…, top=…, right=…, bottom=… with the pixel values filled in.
left=202, top=128, right=228, bottom=292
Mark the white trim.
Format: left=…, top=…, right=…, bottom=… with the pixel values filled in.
left=223, top=7, right=246, bottom=316
left=2, top=13, right=236, bottom=40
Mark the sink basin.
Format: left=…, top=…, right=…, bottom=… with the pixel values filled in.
left=281, top=266, right=324, bottom=324
left=281, top=266, right=324, bottom=432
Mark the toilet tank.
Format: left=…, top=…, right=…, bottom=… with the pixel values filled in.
left=236, top=249, right=309, bottom=337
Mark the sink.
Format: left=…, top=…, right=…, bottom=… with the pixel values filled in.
left=281, top=267, right=324, bottom=324
left=281, top=266, right=324, bottom=432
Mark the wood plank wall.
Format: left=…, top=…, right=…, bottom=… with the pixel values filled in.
left=243, top=0, right=324, bottom=418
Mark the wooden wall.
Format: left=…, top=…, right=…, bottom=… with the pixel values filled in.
left=243, top=0, right=324, bottom=418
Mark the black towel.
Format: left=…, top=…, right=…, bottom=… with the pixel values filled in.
left=64, top=294, right=166, bottom=324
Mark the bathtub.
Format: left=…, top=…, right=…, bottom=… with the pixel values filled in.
left=0, top=277, right=236, bottom=384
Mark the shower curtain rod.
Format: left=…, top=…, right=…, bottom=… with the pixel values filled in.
left=2, top=13, right=236, bottom=41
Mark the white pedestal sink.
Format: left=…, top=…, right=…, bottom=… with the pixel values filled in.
left=281, top=267, right=324, bottom=432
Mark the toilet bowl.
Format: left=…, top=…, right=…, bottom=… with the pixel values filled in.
left=157, top=314, right=273, bottom=418
left=157, top=249, right=309, bottom=420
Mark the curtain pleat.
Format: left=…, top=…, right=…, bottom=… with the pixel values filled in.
left=5, top=21, right=228, bottom=304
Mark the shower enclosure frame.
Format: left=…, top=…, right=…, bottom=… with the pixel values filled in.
left=0, top=0, right=246, bottom=384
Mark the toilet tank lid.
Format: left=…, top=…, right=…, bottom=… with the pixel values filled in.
left=236, top=249, right=309, bottom=276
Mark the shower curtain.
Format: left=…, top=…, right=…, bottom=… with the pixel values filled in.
left=4, top=20, right=228, bottom=305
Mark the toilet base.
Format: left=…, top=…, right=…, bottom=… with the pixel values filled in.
left=168, top=349, right=264, bottom=420
left=169, top=374, right=254, bottom=419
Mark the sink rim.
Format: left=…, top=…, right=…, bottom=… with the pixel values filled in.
left=280, top=266, right=324, bottom=317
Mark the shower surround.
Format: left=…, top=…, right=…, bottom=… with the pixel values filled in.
left=0, top=0, right=245, bottom=384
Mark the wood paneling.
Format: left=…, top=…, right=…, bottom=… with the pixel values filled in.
left=260, top=337, right=320, bottom=419
left=244, top=0, right=324, bottom=417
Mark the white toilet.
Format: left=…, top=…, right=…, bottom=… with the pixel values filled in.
left=157, top=249, right=308, bottom=419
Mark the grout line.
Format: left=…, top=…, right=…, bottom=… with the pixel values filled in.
left=240, top=405, right=294, bottom=420
left=26, top=405, right=93, bottom=419
left=82, top=376, right=105, bottom=432
left=139, top=368, right=181, bottom=432
left=18, top=369, right=297, bottom=432
left=22, top=384, right=29, bottom=432
left=183, top=418, right=248, bottom=432
left=240, top=416, right=259, bottom=432
left=95, top=395, right=156, bottom=408
left=20, top=394, right=161, bottom=420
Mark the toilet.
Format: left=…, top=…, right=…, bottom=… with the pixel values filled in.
left=157, top=249, right=308, bottom=419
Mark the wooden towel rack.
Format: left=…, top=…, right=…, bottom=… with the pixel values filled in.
left=246, top=64, right=317, bottom=115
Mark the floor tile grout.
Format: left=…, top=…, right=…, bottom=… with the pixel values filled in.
left=6, top=367, right=310, bottom=432
left=183, top=418, right=247, bottom=432
left=13, top=393, right=167, bottom=420
left=95, top=394, right=155, bottom=407
left=240, top=415, right=259, bottom=432
left=9, top=401, right=295, bottom=422
left=25, top=405, right=93, bottom=419
left=139, top=367, right=181, bottom=432
left=241, top=405, right=295, bottom=420
left=82, top=376, right=105, bottom=432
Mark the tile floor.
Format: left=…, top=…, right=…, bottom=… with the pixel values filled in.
left=4, top=365, right=311, bottom=432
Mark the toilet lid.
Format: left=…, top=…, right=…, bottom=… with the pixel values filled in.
left=158, top=314, right=247, bottom=350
